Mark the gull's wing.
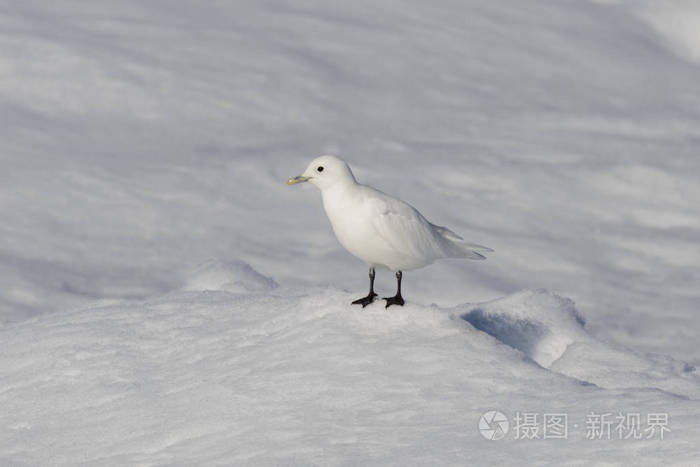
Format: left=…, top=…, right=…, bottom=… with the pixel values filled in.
left=366, top=192, right=447, bottom=264
left=364, top=187, right=491, bottom=264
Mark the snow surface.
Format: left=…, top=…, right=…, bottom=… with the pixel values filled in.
left=1, top=0, right=700, bottom=464
left=2, top=262, right=699, bottom=466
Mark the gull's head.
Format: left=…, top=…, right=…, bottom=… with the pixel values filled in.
left=287, top=155, right=357, bottom=190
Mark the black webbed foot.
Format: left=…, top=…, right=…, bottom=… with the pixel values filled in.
left=383, top=294, right=405, bottom=308
left=383, top=270, right=405, bottom=308
left=352, top=292, right=377, bottom=308
left=353, top=267, right=378, bottom=308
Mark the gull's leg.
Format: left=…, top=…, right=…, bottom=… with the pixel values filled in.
left=384, top=270, right=405, bottom=308
left=352, top=267, right=378, bottom=307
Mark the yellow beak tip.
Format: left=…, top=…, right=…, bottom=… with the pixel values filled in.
left=287, top=176, right=310, bottom=185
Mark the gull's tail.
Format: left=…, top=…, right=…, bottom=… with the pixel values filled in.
left=430, top=223, right=494, bottom=260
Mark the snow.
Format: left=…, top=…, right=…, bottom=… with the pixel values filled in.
left=2, top=262, right=699, bottom=465
left=463, top=290, right=588, bottom=368
left=607, top=0, right=700, bottom=64
left=183, top=259, right=279, bottom=293
left=1, top=0, right=700, bottom=464
left=463, top=289, right=700, bottom=399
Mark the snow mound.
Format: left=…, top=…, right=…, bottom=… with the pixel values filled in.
left=461, top=289, right=586, bottom=368
left=1, top=280, right=699, bottom=465
left=460, top=289, right=699, bottom=397
left=183, top=259, right=278, bottom=293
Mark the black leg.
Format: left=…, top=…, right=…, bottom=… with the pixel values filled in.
left=352, top=267, right=378, bottom=307
left=384, top=270, right=405, bottom=308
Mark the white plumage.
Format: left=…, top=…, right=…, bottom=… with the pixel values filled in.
left=288, top=155, right=492, bottom=307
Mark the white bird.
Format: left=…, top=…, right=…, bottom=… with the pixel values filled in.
left=287, top=155, right=492, bottom=308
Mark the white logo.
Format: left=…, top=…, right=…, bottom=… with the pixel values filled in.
left=479, top=410, right=510, bottom=440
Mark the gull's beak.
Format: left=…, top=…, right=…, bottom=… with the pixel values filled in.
left=287, top=175, right=311, bottom=185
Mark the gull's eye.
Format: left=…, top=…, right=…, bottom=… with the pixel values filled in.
left=317, top=166, right=324, bottom=172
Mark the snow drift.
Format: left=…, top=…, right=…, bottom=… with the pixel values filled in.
left=461, top=290, right=587, bottom=368
left=1, top=261, right=698, bottom=466
left=461, top=289, right=700, bottom=398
